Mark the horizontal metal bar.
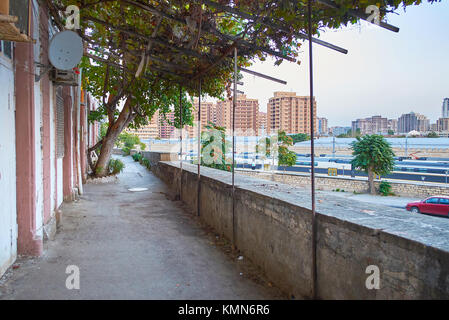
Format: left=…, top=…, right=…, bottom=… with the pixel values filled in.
left=236, top=90, right=245, bottom=95
left=240, top=68, right=287, bottom=85
left=316, top=0, right=399, bottom=33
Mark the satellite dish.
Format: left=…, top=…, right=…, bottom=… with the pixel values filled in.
left=48, top=30, right=83, bottom=71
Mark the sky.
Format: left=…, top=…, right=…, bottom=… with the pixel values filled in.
left=229, top=1, right=449, bottom=128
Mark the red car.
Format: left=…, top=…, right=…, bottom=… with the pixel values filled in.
left=406, top=196, right=449, bottom=217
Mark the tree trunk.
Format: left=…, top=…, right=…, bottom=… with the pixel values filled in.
left=368, top=167, right=375, bottom=195
left=95, top=130, right=119, bottom=177
left=94, top=98, right=135, bottom=177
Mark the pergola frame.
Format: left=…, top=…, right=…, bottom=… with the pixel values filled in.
left=46, top=0, right=354, bottom=89
left=45, top=0, right=403, bottom=300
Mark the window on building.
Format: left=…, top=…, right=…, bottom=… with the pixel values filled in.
left=0, top=41, right=13, bottom=59
left=3, top=41, right=12, bottom=59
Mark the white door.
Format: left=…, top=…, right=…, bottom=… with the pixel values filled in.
left=0, top=42, right=17, bottom=278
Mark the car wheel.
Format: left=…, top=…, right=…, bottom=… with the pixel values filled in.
left=411, top=207, right=419, bottom=214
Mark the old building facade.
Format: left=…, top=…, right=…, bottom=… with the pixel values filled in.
left=0, top=1, right=99, bottom=277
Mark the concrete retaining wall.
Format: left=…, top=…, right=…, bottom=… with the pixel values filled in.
left=238, top=170, right=449, bottom=198
left=146, top=153, right=449, bottom=299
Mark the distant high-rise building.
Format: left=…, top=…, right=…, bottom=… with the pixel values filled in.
left=257, top=112, right=267, bottom=133
left=397, top=112, right=430, bottom=134
left=351, top=118, right=370, bottom=135
left=317, top=117, right=328, bottom=135
left=351, top=115, right=395, bottom=135
left=351, top=116, right=397, bottom=135
left=431, top=122, right=439, bottom=132
left=159, top=111, right=175, bottom=139
left=416, top=114, right=430, bottom=132
left=442, top=98, right=449, bottom=118
left=388, top=119, right=398, bottom=134
left=186, top=99, right=216, bottom=138
left=437, top=118, right=449, bottom=132
left=215, top=94, right=259, bottom=136
left=430, top=120, right=439, bottom=132
left=329, top=126, right=351, bottom=136
left=126, top=110, right=160, bottom=140
left=267, top=92, right=317, bottom=135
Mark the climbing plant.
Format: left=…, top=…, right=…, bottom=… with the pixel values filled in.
left=46, top=0, right=435, bottom=177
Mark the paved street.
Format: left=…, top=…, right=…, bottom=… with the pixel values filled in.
left=0, top=156, right=283, bottom=300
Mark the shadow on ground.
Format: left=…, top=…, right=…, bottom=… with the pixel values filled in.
left=0, top=156, right=285, bottom=300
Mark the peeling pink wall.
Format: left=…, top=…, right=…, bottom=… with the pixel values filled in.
left=15, top=37, right=43, bottom=256
left=40, top=5, right=51, bottom=224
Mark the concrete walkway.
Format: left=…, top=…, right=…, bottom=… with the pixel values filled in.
left=0, top=156, right=282, bottom=300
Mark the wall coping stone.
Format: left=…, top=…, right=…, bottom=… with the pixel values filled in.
left=236, top=168, right=449, bottom=189
left=161, top=161, right=449, bottom=253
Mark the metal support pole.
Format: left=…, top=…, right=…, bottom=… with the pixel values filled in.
left=240, top=68, right=287, bottom=85
left=232, top=47, right=237, bottom=246
left=405, top=135, right=408, bottom=157
left=179, top=85, right=183, bottom=200
left=197, top=79, right=202, bottom=217
left=308, top=0, right=318, bottom=300
left=332, top=134, right=336, bottom=159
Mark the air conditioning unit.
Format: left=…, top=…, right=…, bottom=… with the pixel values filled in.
left=49, top=68, right=79, bottom=86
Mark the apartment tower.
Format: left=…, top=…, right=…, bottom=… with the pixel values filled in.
left=258, top=112, right=267, bottom=133
left=317, top=117, right=328, bottom=135
left=398, top=112, right=430, bottom=134
left=126, top=110, right=160, bottom=140
left=442, top=98, right=449, bottom=118
left=215, top=95, right=259, bottom=136
left=159, top=111, right=175, bottom=139
left=267, top=92, right=317, bottom=135
left=186, top=98, right=216, bottom=138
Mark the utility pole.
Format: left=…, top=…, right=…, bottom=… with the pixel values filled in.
left=332, top=134, right=336, bottom=159
left=405, top=134, right=408, bottom=157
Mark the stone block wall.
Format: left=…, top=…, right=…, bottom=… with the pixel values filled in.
left=238, top=170, right=449, bottom=198
left=143, top=153, right=449, bottom=299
